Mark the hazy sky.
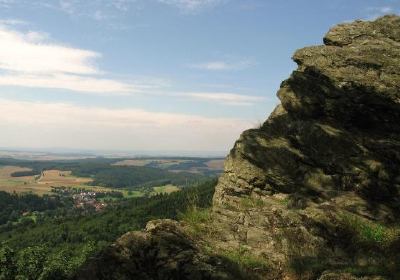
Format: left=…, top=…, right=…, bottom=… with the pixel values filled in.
left=0, top=0, right=398, bottom=154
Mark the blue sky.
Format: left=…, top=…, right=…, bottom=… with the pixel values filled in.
left=0, top=0, right=398, bottom=154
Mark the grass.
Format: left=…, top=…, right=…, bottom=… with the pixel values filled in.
left=2, top=180, right=23, bottom=186
left=327, top=214, right=400, bottom=279
left=341, top=214, right=393, bottom=248
left=123, top=190, right=144, bottom=198
left=282, top=214, right=400, bottom=279
left=178, top=191, right=214, bottom=235
left=178, top=208, right=212, bottom=235
left=279, top=198, right=289, bottom=205
left=220, top=246, right=269, bottom=272
left=151, top=185, right=180, bottom=195
left=203, top=245, right=213, bottom=253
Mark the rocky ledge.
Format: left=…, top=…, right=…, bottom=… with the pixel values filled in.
left=76, top=15, right=400, bottom=280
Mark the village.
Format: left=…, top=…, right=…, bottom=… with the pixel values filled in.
left=51, top=186, right=124, bottom=211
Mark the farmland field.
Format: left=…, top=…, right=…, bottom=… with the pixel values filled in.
left=152, top=184, right=180, bottom=195
left=113, top=159, right=191, bottom=167
left=38, top=170, right=92, bottom=187
left=205, top=159, right=225, bottom=170
left=0, top=166, right=41, bottom=194
left=111, top=157, right=225, bottom=176
left=0, top=166, right=144, bottom=197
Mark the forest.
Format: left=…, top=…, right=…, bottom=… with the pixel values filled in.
left=0, top=180, right=217, bottom=280
left=0, top=157, right=209, bottom=190
left=0, top=192, right=67, bottom=226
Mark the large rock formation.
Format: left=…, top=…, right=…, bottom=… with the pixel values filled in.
left=75, top=220, right=242, bottom=280
left=211, top=14, right=400, bottom=279
left=76, top=15, right=400, bottom=280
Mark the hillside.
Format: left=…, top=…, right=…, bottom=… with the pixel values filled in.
left=0, top=181, right=217, bottom=280
left=74, top=15, right=400, bottom=280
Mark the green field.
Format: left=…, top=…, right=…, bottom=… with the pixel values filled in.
left=152, top=184, right=180, bottom=195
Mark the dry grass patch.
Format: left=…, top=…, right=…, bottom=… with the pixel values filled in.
left=37, top=170, right=92, bottom=187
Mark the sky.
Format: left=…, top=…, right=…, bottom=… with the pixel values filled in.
left=0, top=0, right=398, bottom=155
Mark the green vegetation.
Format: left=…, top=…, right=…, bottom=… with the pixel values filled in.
left=0, top=191, right=66, bottom=227
left=165, top=158, right=223, bottom=176
left=152, top=185, right=180, bottom=195
left=124, top=190, right=143, bottom=198
left=279, top=198, right=289, bottom=205
left=0, top=158, right=209, bottom=192
left=179, top=208, right=212, bottom=235
left=341, top=214, right=394, bottom=248
left=177, top=189, right=214, bottom=236
left=220, top=246, right=269, bottom=273
left=284, top=214, right=400, bottom=279
left=0, top=180, right=217, bottom=280
left=0, top=242, right=100, bottom=280
left=286, top=255, right=326, bottom=279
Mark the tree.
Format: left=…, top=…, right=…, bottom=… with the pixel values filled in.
left=16, top=246, right=47, bottom=280
left=0, top=244, right=17, bottom=280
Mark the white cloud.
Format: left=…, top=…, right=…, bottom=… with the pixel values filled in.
left=0, top=18, right=28, bottom=25
left=0, top=21, right=263, bottom=104
left=366, top=6, right=393, bottom=13
left=158, top=0, right=227, bottom=13
left=0, top=98, right=251, bottom=151
left=188, top=92, right=266, bottom=106
left=380, top=7, right=393, bottom=13
left=25, top=31, right=49, bottom=42
left=0, top=24, right=141, bottom=94
left=365, top=6, right=394, bottom=20
left=0, top=73, right=136, bottom=94
left=189, top=59, right=256, bottom=71
left=0, top=25, right=99, bottom=74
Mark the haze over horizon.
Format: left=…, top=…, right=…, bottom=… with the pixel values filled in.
left=0, top=0, right=399, bottom=153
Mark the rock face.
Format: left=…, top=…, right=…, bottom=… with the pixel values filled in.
left=75, top=220, right=241, bottom=280
left=76, top=16, right=400, bottom=280
left=212, top=14, right=400, bottom=277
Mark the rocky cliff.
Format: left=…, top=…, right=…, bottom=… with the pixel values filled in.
left=75, top=15, right=400, bottom=280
